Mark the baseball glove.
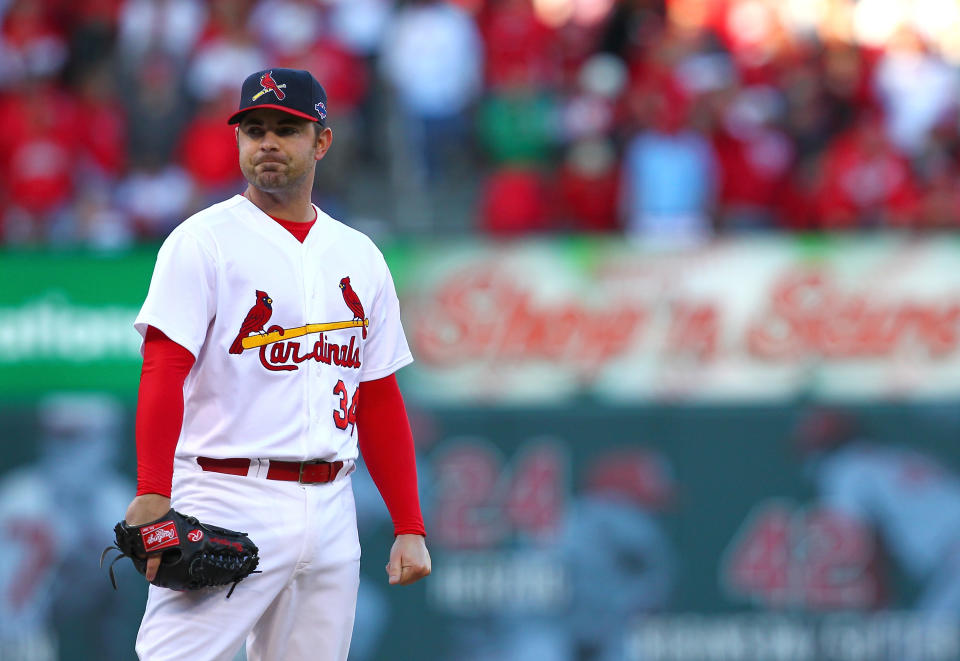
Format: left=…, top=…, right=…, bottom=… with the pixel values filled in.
left=100, top=508, right=260, bottom=598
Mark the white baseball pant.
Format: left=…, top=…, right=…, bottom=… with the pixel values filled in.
left=136, top=462, right=361, bottom=661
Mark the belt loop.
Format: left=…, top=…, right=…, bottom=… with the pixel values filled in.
left=298, top=461, right=307, bottom=484
left=336, top=460, right=354, bottom=480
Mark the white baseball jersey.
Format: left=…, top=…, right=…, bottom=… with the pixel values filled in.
left=134, top=194, right=413, bottom=464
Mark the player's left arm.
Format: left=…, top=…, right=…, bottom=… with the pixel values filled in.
left=357, top=374, right=430, bottom=586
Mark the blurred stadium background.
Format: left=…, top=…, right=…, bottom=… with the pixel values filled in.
left=4, top=0, right=960, bottom=660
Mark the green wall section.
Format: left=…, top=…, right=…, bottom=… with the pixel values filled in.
left=0, top=248, right=158, bottom=398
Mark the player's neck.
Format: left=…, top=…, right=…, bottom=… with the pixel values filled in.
left=243, top=186, right=315, bottom=223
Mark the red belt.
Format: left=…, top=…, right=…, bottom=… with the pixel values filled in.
left=197, top=457, right=344, bottom=484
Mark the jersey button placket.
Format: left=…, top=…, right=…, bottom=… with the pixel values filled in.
left=300, top=247, right=316, bottom=457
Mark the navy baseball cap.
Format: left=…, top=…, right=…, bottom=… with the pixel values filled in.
left=227, top=68, right=328, bottom=126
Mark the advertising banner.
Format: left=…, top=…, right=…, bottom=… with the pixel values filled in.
left=388, top=236, right=960, bottom=404
left=0, top=249, right=155, bottom=398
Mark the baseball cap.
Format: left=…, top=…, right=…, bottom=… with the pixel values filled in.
left=227, top=68, right=328, bottom=126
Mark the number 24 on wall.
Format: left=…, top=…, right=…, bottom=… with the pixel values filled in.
left=431, top=437, right=568, bottom=549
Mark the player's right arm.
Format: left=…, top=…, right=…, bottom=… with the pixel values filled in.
left=125, top=228, right=213, bottom=581
left=123, top=326, right=195, bottom=582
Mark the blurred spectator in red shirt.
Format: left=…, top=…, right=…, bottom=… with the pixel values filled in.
left=813, top=111, right=919, bottom=230
left=177, top=91, right=245, bottom=207
left=479, top=166, right=550, bottom=235
left=556, top=136, right=620, bottom=232
left=775, top=156, right=820, bottom=232
left=713, top=85, right=793, bottom=231
left=477, top=0, right=558, bottom=90
left=0, top=81, right=79, bottom=242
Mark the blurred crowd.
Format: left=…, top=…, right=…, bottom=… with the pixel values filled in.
left=4, top=0, right=960, bottom=248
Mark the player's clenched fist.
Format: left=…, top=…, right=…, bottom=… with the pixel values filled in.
left=386, top=534, right=432, bottom=585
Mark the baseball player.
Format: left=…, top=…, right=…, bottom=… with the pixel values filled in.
left=794, top=407, right=960, bottom=615
left=122, top=68, right=431, bottom=661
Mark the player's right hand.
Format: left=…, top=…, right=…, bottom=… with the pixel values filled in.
left=124, top=493, right=172, bottom=583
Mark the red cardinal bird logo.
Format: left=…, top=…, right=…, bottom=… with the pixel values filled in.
left=256, top=71, right=286, bottom=101
left=339, top=277, right=367, bottom=339
left=229, top=290, right=273, bottom=354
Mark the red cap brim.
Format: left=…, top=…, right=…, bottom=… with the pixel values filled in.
left=227, top=104, right=320, bottom=124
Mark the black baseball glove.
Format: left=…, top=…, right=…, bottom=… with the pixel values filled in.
left=101, top=508, right=260, bottom=598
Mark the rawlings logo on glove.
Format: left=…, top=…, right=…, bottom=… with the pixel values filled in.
left=101, top=509, right=260, bottom=598
left=142, top=521, right=179, bottom=551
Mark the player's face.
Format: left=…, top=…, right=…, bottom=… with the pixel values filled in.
left=236, top=109, right=332, bottom=193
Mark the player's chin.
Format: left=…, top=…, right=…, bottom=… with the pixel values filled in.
left=253, top=173, right=288, bottom=191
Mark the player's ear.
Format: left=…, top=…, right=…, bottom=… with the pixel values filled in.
left=235, top=126, right=240, bottom=149
left=315, top=126, right=333, bottom=161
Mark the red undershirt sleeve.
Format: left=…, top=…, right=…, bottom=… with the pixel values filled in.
left=136, top=325, right=196, bottom=497
left=357, top=374, right=426, bottom=537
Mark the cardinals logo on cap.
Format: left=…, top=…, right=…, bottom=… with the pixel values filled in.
left=252, top=71, right=287, bottom=102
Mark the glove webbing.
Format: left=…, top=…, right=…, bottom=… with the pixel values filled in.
left=188, top=551, right=261, bottom=597
left=98, top=543, right=261, bottom=598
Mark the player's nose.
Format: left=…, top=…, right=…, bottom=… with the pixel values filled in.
left=259, top=130, right=281, bottom=149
